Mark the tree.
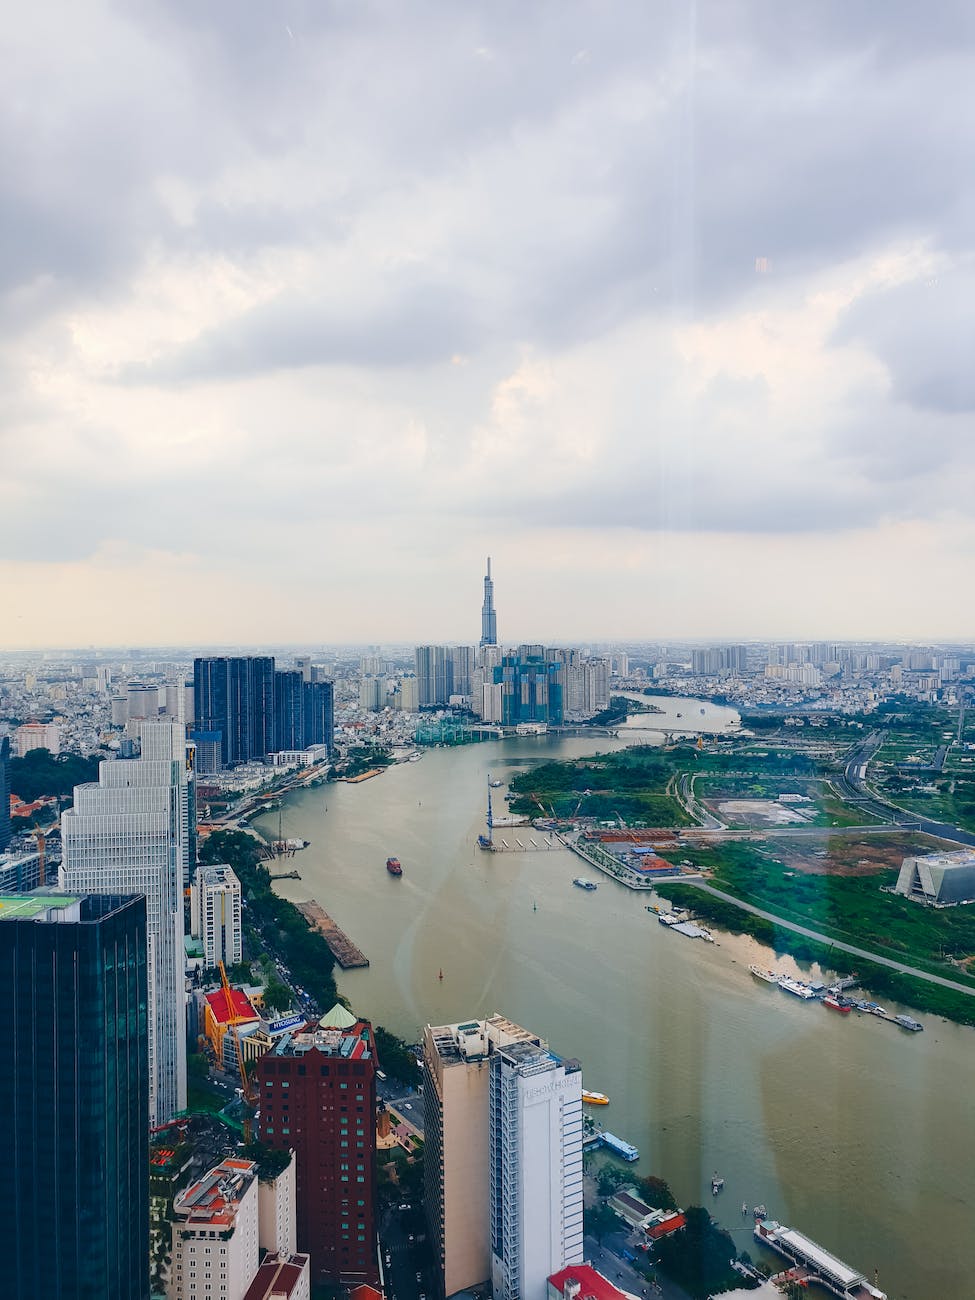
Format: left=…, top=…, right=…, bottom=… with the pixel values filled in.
left=585, top=1202, right=622, bottom=1243
left=637, top=1174, right=678, bottom=1210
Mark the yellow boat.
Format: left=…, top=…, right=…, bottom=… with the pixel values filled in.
left=582, top=1089, right=609, bottom=1106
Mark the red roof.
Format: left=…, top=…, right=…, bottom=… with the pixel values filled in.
left=242, top=1253, right=310, bottom=1299
left=205, top=987, right=258, bottom=1025
left=348, top=1287, right=383, bottom=1300
left=549, top=1265, right=633, bottom=1300
left=646, top=1212, right=686, bottom=1240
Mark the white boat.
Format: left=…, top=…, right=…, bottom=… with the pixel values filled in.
left=573, top=878, right=597, bottom=892
left=749, top=964, right=779, bottom=984
left=777, top=976, right=818, bottom=1000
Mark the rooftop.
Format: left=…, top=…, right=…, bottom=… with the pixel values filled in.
left=0, top=893, right=79, bottom=922
left=173, top=1158, right=256, bottom=1229
left=269, top=1017, right=372, bottom=1060
left=205, top=987, right=260, bottom=1025
left=242, top=1252, right=310, bottom=1300
left=549, top=1264, right=640, bottom=1300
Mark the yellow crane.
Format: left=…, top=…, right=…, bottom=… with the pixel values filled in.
left=219, top=960, right=257, bottom=1142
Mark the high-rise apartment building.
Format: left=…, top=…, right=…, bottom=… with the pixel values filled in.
left=194, top=656, right=275, bottom=767
left=169, top=1158, right=259, bottom=1300
left=60, top=721, right=192, bottom=1124
left=275, top=670, right=305, bottom=750
left=416, top=645, right=451, bottom=707
left=481, top=557, right=498, bottom=646
left=423, top=1017, right=546, bottom=1297
left=191, top=863, right=243, bottom=967
left=301, top=679, right=334, bottom=752
left=0, top=735, right=10, bottom=851
left=257, top=1009, right=379, bottom=1287
left=490, top=1041, right=584, bottom=1300
left=0, top=891, right=149, bottom=1299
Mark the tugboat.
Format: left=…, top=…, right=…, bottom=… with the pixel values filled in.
left=386, top=857, right=403, bottom=876
left=823, top=993, right=852, bottom=1014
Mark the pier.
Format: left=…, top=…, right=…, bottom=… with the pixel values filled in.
left=755, top=1218, right=886, bottom=1299
left=296, top=900, right=370, bottom=969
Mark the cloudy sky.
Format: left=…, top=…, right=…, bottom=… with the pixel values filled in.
left=2, top=1, right=973, bottom=648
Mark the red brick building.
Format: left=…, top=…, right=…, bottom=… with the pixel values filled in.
left=256, top=1007, right=379, bottom=1287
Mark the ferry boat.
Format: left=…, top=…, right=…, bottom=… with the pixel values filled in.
left=777, top=975, right=818, bottom=1000
left=823, top=993, right=852, bottom=1014
left=894, top=1014, right=923, bottom=1032
left=573, top=878, right=597, bottom=891
left=749, top=964, right=779, bottom=984
left=386, top=857, right=403, bottom=876
left=858, top=1001, right=888, bottom=1018
left=582, top=1089, right=609, bottom=1105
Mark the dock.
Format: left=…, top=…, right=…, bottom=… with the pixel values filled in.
left=583, top=1127, right=640, bottom=1162
left=296, top=900, right=370, bottom=968
left=755, top=1218, right=886, bottom=1299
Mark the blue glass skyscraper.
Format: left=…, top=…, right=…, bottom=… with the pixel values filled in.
left=0, top=891, right=149, bottom=1298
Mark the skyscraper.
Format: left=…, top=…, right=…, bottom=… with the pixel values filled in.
left=0, top=735, right=11, bottom=851
left=257, top=1007, right=379, bottom=1287
left=415, top=645, right=451, bottom=707
left=0, top=891, right=149, bottom=1299
left=423, top=1016, right=546, bottom=1297
left=301, top=679, right=334, bottom=752
left=60, top=721, right=191, bottom=1124
left=194, top=656, right=276, bottom=767
left=275, top=670, right=304, bottom=751
left=490, top=1042, right=584, bottom=1300
left=191, top=863, right=243, bottom=967
left=480, top=557, right=498, bottom=647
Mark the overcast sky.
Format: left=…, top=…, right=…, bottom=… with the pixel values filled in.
left=2, top=1, right=973, bottom=648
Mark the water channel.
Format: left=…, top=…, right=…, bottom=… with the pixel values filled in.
left=256, top=697, right=973, bottom=1299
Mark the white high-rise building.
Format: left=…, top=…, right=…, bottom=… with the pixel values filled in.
left=169, top=1158, right=259, bottom=1300
left=490, top=1041, right=584, bottom=1300
left=423, top=1016, right=583, bottom=1300
left=60, top=720, right=192, bottom=1124
left=191, top=863, right=243, bottom=967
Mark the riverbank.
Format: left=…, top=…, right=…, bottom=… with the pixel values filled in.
left=655, top=879, right=975, bottom=1027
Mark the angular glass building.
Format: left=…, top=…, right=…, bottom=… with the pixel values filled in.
left=0, top=891, right=149, bottom=1299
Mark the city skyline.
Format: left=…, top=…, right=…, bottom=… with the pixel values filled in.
left=2, top=6, right=975, bottom=646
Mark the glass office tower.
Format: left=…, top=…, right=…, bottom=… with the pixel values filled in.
left=0, top=891, right=150, bottom=1299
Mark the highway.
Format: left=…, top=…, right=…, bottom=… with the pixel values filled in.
left=836, top=731, right=975, bottom=848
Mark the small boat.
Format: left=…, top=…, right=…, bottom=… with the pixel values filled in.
left=741, top=1202, right=748, bottom=1216
left=860, top=1001, right=888, bottom=1018
left=582, top=1090, right=609, bottom=1106
left=711, top=1176, right=724, bottom=1195
left=386, top=857, right=403, bottom=876
left=489, top=779, right=503, bottom=788
left=573, top=878, right=597, bottom=891
left=753, top=1205, right=767, bottom=1220
left=438, top=968, right=444, bottom=981
left=894, top=1014, right=923, bottom=1032
left=477, top=834, right=493, bottom=850
left=823, top=994, right=852, bottom=1014
left=749, top=964, right=779, bottom=984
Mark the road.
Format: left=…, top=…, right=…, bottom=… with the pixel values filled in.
left=687, top=881, right=975, bottom=997
left=836, top=730, right=975, bottom=848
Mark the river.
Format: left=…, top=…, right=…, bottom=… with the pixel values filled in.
left=256, top=696, right=973, bottom=1299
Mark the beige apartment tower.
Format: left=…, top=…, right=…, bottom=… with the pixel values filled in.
left=423, top=1015, right=544, bottom=1297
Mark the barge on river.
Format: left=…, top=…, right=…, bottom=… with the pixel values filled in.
left=754, top=1218, right=886, bottom=1299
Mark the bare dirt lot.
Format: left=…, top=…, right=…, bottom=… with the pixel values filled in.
left=773, top=831, right=945, bottom=876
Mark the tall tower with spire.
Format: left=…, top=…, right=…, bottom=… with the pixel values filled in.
left=480, top=557, right=498, bottom=647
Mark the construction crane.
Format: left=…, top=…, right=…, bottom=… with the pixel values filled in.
left=32, top=831, right=46, bottom=888
left=219, top=960, right=258, bottom=1142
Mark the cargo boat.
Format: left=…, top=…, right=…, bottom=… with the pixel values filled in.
left=823, top=994, right=852, bottom=1014
left=386, top=857, right=403, bottom=876
left=749, top=964, right=779, bottom=984
left=582, top=1089, right=609, bottom=1105
left=573, top=878, right=598, bottom=891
